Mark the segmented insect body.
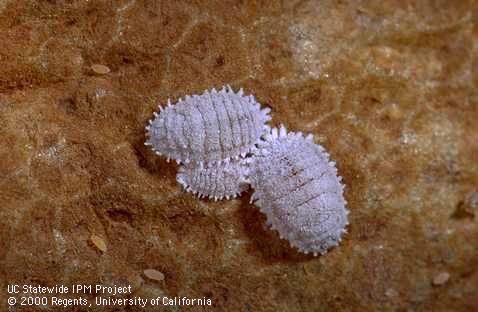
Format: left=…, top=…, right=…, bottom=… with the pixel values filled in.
left=249, top=126, right=349, bottom=256
left=177, top=157, right=249, bottom=201
left=145, top=86, right=271, bottom=166
left=145, top=86, right=351, bottom=256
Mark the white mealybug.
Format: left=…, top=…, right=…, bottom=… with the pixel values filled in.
left=176, top=157, right=250, bottom=201
left=145, top=85, right=271, bottom=167
left=145, top=86, right=350, bottom=256
left=249, top=125, right=349, bottom=256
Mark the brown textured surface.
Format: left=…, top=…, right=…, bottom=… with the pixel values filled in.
left=0, top=1, right=477, bottom=311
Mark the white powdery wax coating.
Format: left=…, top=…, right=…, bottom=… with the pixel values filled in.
left=145, top=85, right=271, bottom=166
left=249, top=125, right=349, bottom=256
left=176, top=157, right=250, bottom=201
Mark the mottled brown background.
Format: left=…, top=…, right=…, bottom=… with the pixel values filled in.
left=0, top=1, right=477, bottom=311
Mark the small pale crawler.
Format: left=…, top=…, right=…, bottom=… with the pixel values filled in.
left=177, top=157, right=249, bottom=200
left=248, top=125, right=349, bottom=256
left=145, top=85, right=271, bottom=167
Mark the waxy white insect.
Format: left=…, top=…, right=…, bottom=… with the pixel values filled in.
left=248, top=125, right=349, bottom=256
left=145, top=86, right=350, bottom=256
left=145, top=85, right=271, bottom=167
left=176, top=157, right=249, bottom=201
